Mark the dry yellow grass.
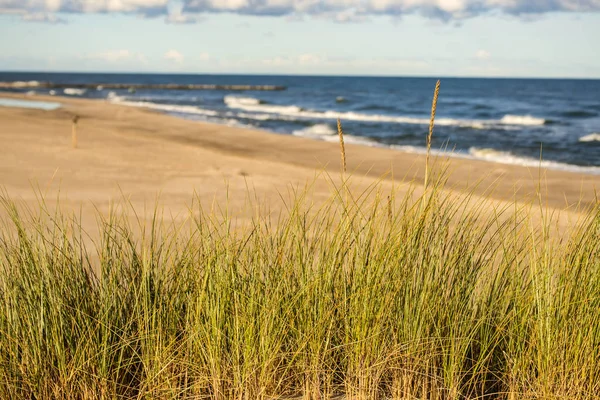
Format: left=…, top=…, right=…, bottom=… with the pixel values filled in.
left=425, top=79, right=441, bottom=188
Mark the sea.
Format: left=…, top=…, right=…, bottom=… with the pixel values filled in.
left=1, top=72, right=599, bottom=173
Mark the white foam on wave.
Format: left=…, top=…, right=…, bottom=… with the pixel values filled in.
left=579, top=133, right=600, bottom=142
left=386, top=145, right=600, bottom=174
left=108, top=93, right=218, bottom=117
left=225, top=95, right=303, bottom=115
left=118, top=100, right=218, bottom=116
left=64, top=88, right=87, bottom=96
left=224, top=95, right=262, bottom=106
left=293, top=124, right=336, bottom=137
left=7, top=81, right=40, bottom=88
left=224, top=96, right=545, bottom=129
left=499, top=115, right=546, bottom=126
left=468, top=147, right=600, bottom=173
left=293, top=124, right=377, bottom=147
left=107, top=91, right=122, bottom=101
left=235, top=112, right=274, bottom=121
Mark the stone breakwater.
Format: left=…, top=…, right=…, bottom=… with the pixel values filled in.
left=0, top=81, right=286, bottom=91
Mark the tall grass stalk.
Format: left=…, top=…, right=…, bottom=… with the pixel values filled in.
left=337, top=118, right=347, bottom=176
left=425, top=80, right=440, bottom=189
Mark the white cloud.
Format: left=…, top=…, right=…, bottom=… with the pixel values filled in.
left=165, top=3, right=205, bottom=23
left=21, top=12, right=66, bottom=23
left=0, top=0, right=169, bottom=18
left=1, top=0, right=599, bottom=22
left=476, top=49, right=491, bottom=60
left=164, top=49, right=184, bottom=63
left=199, top=52, right=211, bottom=61
left=182, top=0, right=600, bottom=20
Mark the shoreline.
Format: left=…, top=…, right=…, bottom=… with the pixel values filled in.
left=1, top=92, right=599, bottom=214
left=8, top=89, right=600, bottom=176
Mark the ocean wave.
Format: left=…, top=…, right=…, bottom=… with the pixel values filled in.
left=498, top=115, right=546, bottom=126
left=64, top=88, right=87, bottom=96
left=235, top=112, right=274, bottom=121
left=293, top=124, right=336, bottom=137
left=121, top=101, right=218, bottom=116
left=107, top=91, right=123, bottom=101
left=386, top=145, right=600, bottom=174
left=224, top=96, right=546, bottom=129
left=234, top=111, right=311, bottom=122
left=224, top=95, right=263, bottom=106
left=131, top=94, right=201, bottom=103
left=293, top=124, right=377, bottom=147
left=109, top=93, right=283, bottom=122
left=4, top=80, right=40, bottom=88
left=109, top=96, right=218, bottom=117
left=225, top=95, right=303, bottom=114
left=579, top=133, right=600, bottom=142
left=468, top=147, right=600, bottom=173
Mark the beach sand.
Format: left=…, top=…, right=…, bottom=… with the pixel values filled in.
left=1, top=92, right=598, bottom=234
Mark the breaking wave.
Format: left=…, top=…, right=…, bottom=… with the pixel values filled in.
left=63, top=88, right=87, bottom=96
left=224, top=96, right=547, bottom=129
left=468, top=147, right=600, bottom=173
left=579, top=133, right=600, bottom=142
left=499, top=115, right=546, bottom=126
left=293, top=124, right=377, bottom=147
left=293, top=124, right=336, bottom=137
left=108, top=95, right=218, bottom=117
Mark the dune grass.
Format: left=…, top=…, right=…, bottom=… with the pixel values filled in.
left=0, top=171, right=598, bottom=399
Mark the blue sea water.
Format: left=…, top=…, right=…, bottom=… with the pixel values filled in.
left=1, top=72, right=599, bottom=172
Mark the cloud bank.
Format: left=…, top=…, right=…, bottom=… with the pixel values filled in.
left=182, top=0, right=600, bottom=19
left=1, top=0, right=599, bottom=22
left=0, top=0, right=168, bottom=18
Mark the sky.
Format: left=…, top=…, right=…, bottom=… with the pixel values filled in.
left=0, top=0, right=599, bottom=78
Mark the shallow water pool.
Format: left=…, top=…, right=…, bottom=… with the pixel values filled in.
left=0, top=98, right=61, bottom=110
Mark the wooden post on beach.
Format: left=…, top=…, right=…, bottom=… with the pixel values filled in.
left=72, top=115, right=79, bottom=149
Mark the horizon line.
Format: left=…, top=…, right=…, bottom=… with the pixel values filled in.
left=1, top=70, right=600, bottom=81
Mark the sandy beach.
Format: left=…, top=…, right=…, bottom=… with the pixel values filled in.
left=1, top=92, right=598, bottom=230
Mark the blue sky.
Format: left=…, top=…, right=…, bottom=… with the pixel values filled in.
left=1, top=0, right=599, bottom=78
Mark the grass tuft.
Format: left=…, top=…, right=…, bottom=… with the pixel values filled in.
left=0, top=176, right=598, bottom=399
